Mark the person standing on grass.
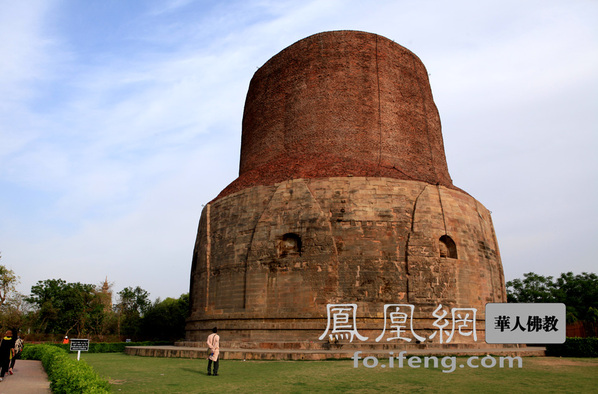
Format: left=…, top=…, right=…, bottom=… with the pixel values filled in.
left=9, top=334, right=23, bottom=374
left=0, top=329, right=15, bottom=382
left=207, top=327, right=220, bottom=376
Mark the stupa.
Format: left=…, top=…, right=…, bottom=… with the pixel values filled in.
left=185, top=31, right=506, bottom=345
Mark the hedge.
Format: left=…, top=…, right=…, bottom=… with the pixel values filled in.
left=545, top=337, right=598, bottom=357
left=49, top=340, right=172, bottom=353
left=22, top=345, right=110, bottom=394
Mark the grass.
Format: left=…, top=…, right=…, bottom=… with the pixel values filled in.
left=74, top=353, right=598, bottom=393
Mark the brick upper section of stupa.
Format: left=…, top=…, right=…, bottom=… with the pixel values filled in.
left=217, top=30, right=454, bottom=199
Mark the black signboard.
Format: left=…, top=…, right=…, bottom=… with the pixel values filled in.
left=69, top=339, right=90, bottom=352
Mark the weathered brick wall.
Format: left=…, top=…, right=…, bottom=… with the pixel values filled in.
left=187, top=177, right=506, bottom=342
left=218, top=31, right=453, bottom=199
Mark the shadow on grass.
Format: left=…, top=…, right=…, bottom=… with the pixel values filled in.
left=181, top=367, right=207, bottom=375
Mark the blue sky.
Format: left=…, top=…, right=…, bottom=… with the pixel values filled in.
left=1, top=0, right=597, bottom=302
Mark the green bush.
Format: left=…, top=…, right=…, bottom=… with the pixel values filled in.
left=22, top=345, right=110, bottom=393
left=21, top=344, right=45, bottom=360
left=546, top=337, right=598, bottom=357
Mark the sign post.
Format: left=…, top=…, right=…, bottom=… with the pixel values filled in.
left=69, top=339, right=90, bottom=361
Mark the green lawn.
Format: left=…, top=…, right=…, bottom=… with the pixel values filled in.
left=75, top=353, right=598, bottom=393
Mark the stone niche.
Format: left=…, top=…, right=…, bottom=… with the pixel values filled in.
left=186, top=31, right=506, bottom=345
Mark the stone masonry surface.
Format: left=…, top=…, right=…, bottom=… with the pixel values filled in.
left=187, top=177, right=505, bottom=342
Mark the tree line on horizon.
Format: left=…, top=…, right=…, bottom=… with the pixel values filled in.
left=0, top=254, right=188, bottom=342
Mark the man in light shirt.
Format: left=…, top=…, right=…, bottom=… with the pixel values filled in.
left=207, top=327, right=220, bottom=376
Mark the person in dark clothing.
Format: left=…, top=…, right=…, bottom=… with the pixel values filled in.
left=9, top=333, right=23, bottom=374
left=0, top=330, right=15, bottom=382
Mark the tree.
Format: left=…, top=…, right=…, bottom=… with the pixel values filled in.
left=0, top=292, right=30, bottom=331
left=116, top=286, right=151, bottom=339
left=140, top=294, right=189, bottom=341
left=26, top=279, right=107, bottom=336
left=553, top=272, right=598, bottom=322
left=0, top=253, right=20, bottom=307
left=0, top=254, right=25, bottom=330
left=506, top=272, right=557, bottom=303
left=507, top=272, right=598, bottom=325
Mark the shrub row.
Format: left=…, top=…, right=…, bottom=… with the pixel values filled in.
left=22, top=345, right=110, bottom=394
left=50, top=340, right=172, bottom=353
left=545, top=337, right=598, bottom=357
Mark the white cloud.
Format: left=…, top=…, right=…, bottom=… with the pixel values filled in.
left=0, top=1, right=60, bottom=100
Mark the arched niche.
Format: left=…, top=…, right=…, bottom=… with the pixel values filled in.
left=439, top=235, right=457, bottom=259
left=278, top=233, right=302, bottom=257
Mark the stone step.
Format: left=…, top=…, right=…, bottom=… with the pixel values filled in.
left=175, top=340, right=519, bottom=351
left=126, top=345, right=546, bottom=361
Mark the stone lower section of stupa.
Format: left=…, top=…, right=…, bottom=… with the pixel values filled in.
left=185, top=177, right=505, bottom=345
